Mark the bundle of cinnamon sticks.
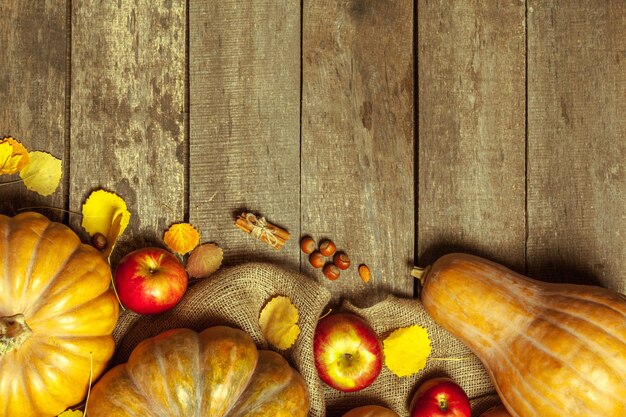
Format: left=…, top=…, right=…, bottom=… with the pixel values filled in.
left=234, top=212, right=290, bottom=250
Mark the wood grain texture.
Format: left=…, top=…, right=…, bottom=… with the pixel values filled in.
left=70, top=0, right=186, bottom=258
left=302, top=0, right=414, bottom=305
left=527, top=0, right=626, bottom=293
left=417, top=0, right=526, bottom=272
left=188, top=1, right=301, bottom=269
left=0, top=0, right=67, bottom=220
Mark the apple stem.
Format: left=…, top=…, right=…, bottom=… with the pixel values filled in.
left=438, top=396, right=449, bottom=411
left=318, top=308, right=333, bottom=321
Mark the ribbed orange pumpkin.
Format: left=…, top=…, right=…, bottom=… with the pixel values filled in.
left=88, top=326, right=310, bottom=416
left=0, top=212, right=119, bottom=416
left=416, top=253, right=626, bottom=417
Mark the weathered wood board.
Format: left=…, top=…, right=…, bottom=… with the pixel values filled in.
left=417, top=1, right=527, bottom=273
left=527, top=0, right=626, bottom=293
left=0, top=0, right=67, bottom=221
left=302, top=0, right=415, bottom=306
left=70, top=0, right=186, bottom=260
left=188, top=1, right=302, bottom=270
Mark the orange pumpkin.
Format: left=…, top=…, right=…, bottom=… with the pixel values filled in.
left=342, top=405, right=401, bottom=417
left=0, top=212, right=119, bottom=416
left=88, top=326, right=310, bottom=416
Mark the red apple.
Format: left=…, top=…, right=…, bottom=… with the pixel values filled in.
left=114, top=247, right=188, bottom=315
left=410, top=377, right=471, bottom=417
left=313, top=312, right=383, bottom=392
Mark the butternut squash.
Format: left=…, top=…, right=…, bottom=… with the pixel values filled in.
left=414, top=253, right=626, bottom=417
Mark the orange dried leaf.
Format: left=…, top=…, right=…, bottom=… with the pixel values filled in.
left=163, top=222, right=200, bottom=254
left=19, top=151, right=62, bottom=196
left=0, top=137, right=30, bottom=174
left=383, top=324, right=432, bottom=377
left=259, top=296, right=300, bottom=350
left=186, top=242, right=223, bottom=278
left=82, top=189, right=131, bottom=239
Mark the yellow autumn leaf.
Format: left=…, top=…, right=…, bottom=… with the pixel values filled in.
left=259, top=295, right=300, bottom=350
left=383, top=324, right=432, bottom=377
left=0, top=137, right=30, bottom=174
left=19, top=151, right=62, bottom=196
left=56, top=410, right=83, bottom=417
left=163, top=222, right=200, bottom=254
left=82, top=189, right=131, bottom=240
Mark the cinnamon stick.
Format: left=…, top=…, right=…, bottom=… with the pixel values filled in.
left=234, top=212, right=290, bottom=250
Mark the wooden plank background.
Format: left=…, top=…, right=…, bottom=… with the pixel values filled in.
left=0, top=0, right=67, bottom=221
left=2, top=0, right=625, bottom=307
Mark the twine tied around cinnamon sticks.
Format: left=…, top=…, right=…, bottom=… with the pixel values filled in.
left=235, top=212, right=290, bottom=250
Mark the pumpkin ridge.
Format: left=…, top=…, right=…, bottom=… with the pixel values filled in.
left=25, top=255, right=110, bottom=323
left=126, top=328, right=201, bottom=416
left=543, top=289, right=626, bottom=316
left=27, top=337, right=90, bottom=415
left=422, top=306, right=549, bottom=415
left=21, top=242, right=82, bottom=319
left=18, top=220, right=54, bottom=309
left=26, top=291, right=119, bottom=335
left=227, top=351, right=294, bottom=415
left=510, top=325, right=623, bottom=411
left=153, top=342, right=179, bottom=413
left=105, top=371, right=165, bottom=417
left=124, top=347, right=170, bottom=417
left=488, top=339, right=558, bottom=416
left=537, top=306, right=626, bottom=377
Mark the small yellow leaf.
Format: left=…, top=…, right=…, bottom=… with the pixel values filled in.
left=186, top=242, right=223, bottom=278
left=259, top=295, right=300, bottom=350
left=163, top=222, right=200, bottom=254
left=82, top=189, right=131, bottom=239
left=56, top=410, right=83, bottom=417
left=0, top=137, right=30, bottom=174
left=19, top=151, right=62, bottom=196
left=383, top=324, right=432, bottom=377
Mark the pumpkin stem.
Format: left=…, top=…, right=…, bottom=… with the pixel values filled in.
left=411, top=265, right=431, bottom=286
left=0, top=314, right=32, bottom=356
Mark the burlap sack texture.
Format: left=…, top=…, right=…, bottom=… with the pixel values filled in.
left=112, top=262, right=500, bottom=417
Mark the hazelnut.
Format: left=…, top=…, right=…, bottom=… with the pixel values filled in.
left=300, top=236, right=316, bottom=254
left=309, top=251, right=325, bottom=268
left=333, top=252, right=351, bottom=270
left=91, top=233, right=108, bottom=251
left=319, top=239, right=336, bottom=257
left=323, top=263, right=341, bottom=280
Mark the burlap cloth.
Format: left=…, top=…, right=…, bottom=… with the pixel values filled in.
left=112, top=262, right=499, bottom=417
